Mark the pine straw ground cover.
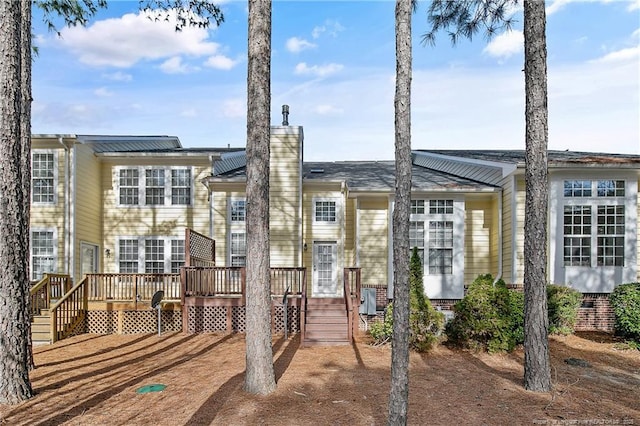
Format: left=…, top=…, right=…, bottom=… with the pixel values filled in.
left=1, top=332, right=638, bottom=425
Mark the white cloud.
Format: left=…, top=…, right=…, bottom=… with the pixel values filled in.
left=102, top=71, right=132, bottom=82
left=222, top=98, right=245, bottom=118
left=314, top=104, right=344, bottom=115
left=286, top=37, right=317, bottom=53
left=590, top=46, right=640, bottom=63
left=55, top=11, right=223, bottom=68
left=312, top=20, right=345, bottom=39
left=160, top=56, right=196, bottom=74
left=94, top=87, right=113, bottom=97
left=204, top=55, right=238, bottom=70
left=294, top=62, right=343, bottom=78
left=627, top=0, right=640, bottom=11
left=483, top=30, right=523, bottom=59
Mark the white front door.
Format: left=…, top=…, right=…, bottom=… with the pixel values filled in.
left=312, top=242, right=338, bottom=296
left=81, top=243, right=99, bottom=277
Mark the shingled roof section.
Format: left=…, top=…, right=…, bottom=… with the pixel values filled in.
left=303, top=161, right=498, bottom=192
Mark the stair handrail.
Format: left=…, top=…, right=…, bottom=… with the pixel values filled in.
left=49, top=277, right=88, bottom=343
left=30, top=275, right=52, bottom=317
left=343, top=273, right=353, bottom=343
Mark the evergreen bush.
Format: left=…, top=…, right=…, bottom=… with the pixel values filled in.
left=445, top=274, right=524, bottom=353
left=609, top=283, right=640, bottom=344
left=369, top=247, right=444, bottom=351
left=547, top=284, right=582, bottom=335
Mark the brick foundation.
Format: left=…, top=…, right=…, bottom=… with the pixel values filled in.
left=361, top=285, right=616, bottom=333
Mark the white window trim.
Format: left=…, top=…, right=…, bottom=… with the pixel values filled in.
left=312, top=197, right=341, bottom=225
left=229, top=231, right=247, bottom=267
left=550, top=172, right=638, bottom=292
left=229, top=197, right=247, bottom=223
left=31, top=149, right=58, bottom=205
left=115, top=166, right=194, bottom=207
left=30, top=227, right=58, bottom=280
left=116, top=236, right=185, bottom=273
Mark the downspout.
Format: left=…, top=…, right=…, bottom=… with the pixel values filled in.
left=58, top=137, right=71, bottom=276
left=208, top=155, right=215, bottom=240
left=492, top=190, right=503, bottom=286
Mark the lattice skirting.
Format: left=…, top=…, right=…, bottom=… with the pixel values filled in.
left=187, top=305, right=300, bottom=334
left=86, top=310, right=181, bottom=334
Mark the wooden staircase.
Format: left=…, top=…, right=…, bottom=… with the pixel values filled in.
left=31, top=309, right=53, bottom=345
left=302, top=297, right=350, bottom=346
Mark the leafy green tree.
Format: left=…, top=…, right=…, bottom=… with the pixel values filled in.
left=424, top=0, right=551, bottom=391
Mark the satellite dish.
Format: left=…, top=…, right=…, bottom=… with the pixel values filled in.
left=151, top=290, right=164, bottom=337
left=151, top=290, right=164, bottom=309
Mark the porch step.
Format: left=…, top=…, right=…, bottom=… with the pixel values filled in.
left=31, top=311, right=52, bottom=345
left=303, top=298, right=350, bottom=347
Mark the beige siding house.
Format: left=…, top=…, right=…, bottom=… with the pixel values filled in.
left=31, top=127, right=640, bottom=309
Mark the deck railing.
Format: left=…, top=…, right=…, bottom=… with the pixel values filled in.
left=86, top=273, right=181, bottom=302
left=30, top=274, right=73, bottom=317
left=181, top=267, right=307, bottom=301
left=343, top=267, right=362, bottom=341
left=50, top=277, right=88, bottom=343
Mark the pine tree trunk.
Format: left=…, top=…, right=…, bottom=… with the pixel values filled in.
left=20, top=0, right=34, bottom=371
left=388, top=0, right=412, bottom=423
left=244, top=0, right=276, bottom=395
left=523, top=0, right=551, bottom=392
left=0, top=0, right=34, bottom=404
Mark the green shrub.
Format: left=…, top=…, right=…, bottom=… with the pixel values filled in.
left=547, top=284, right=582, bottom=335
left=369, top=248, right=444, bottom=351
left=609, top=283, right=640, bottom=343
left=445, top=274, right=524, bottom=353
left=369, top=303, right=393, bottom=343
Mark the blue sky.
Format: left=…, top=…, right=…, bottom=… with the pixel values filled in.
left=32, top=0, right=639, bottom=161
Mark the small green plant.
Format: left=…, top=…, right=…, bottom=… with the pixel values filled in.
left=368, top=248, right=444, bottom=351
left=547, top=284, right=582, bottom=335
left=445, top=274, right=524, bottom=353
left=609, top=283, right=640, bottom=344
left=369, top=303, right=393, bottom=344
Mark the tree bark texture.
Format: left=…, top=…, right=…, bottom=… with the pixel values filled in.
left=523, top=0, right=551, bottom=392
left=0, top=0, right=34, bottom=404
left=388, top=0, right=412, bottom=424
left=20, top=0, right=34, bottom=371
left=244, top=0, right=276, bottom=396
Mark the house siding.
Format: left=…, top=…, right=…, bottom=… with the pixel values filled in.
left=357, top=198, right=388, bottom=286
left=514, top=176, right=526, bottom=284
left=500, top=175, right=514, bottom=284
left=30, top=141, right=67, bottom=276
left=72, top=143, right=102, bottom=281
left=464, top=199, right=493, bottom=284
left=269, top=130, right=302, bottom=268
left=101, top=159, right=211, bottom=273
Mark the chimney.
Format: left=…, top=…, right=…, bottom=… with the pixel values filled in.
left=282, top=104, right=289, bottom=126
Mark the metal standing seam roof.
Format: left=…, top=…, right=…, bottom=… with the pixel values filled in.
left=416, top=150, right=640, bottom=165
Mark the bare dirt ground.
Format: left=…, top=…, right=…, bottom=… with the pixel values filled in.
left=1, top=331, right=638, bottom=426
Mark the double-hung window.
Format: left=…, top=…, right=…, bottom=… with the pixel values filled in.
left=32, top=151, right=56, bottom=204
left=171, top=169, right=191, bottom=205
left=410, top=199, right=455, bottom=275
left=562, top=179, right=626, bottom=267
left=31, top=230, right=56, bottom=280
left=118, top=237, right=185, bottom=273
left=314, top=199, right=338, bottom=223
left=228, top=197, right=247, bottom=266
left=117, top=167, right=192, bottom=206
